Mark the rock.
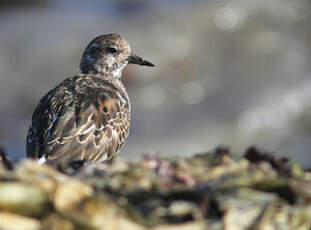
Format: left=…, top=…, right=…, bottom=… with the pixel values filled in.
left=0, top=213, right=40, bottom=230
left=0, top=183, right=48, bottom=217
left=0, top=147, right=310, bottom=229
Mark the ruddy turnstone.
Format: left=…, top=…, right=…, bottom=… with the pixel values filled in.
left=26, top=33, right=154, bottom=165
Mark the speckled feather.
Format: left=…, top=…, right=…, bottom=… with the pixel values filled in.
left=26, top=34, right=153, bottom=165
left=26, top=74, right=130, bottom=164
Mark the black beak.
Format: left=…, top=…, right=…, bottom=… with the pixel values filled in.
left=127, top=53, right=155, bottom=67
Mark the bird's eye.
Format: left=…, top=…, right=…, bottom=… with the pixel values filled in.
left=106, top=47, right=117, bottom=53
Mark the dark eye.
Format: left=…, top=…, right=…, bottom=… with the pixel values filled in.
left=106, top=47, right=117, bottom=53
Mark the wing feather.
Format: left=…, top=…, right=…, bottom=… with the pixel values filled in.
left=27, top=85, right=130, bottom=164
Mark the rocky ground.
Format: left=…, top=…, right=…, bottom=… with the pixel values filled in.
left=0, top=146, right=310, bottom=230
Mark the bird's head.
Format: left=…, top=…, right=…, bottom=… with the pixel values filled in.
left=80, top=33, right=154, bottom=78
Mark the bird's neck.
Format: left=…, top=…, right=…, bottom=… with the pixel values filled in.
left=80, top=58, right=127, bottom=79
left=80, top=66, right=122, bottom=78
left=110, top=61, right=127, bottom=79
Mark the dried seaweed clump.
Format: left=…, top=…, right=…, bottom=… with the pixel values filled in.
left=0, top=146, right=310, bottom=230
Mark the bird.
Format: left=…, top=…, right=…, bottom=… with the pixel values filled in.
left=26, top=33, right=154, bottom=165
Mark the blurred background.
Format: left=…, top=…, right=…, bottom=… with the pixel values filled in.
left=0, top=0, right=311, bottom=167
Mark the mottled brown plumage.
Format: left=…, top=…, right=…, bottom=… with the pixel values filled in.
left=26, top=34, right=154, bottom=165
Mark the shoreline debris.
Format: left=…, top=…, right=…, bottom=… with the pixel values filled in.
left=0, top=146, right=310, bottom=230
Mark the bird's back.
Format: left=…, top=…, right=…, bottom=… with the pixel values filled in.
left=26, top=74, right=130, bottom=165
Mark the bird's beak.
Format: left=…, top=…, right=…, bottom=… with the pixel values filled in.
left=127, top=53, right=155, bottom=67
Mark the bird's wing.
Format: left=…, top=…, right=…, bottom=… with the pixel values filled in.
left=26, top=89, right=62, bottom=159
left=27, top=89, right=130, bottom=164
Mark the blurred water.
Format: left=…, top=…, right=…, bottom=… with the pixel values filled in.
left=0, top=0, right=311, bottom=167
